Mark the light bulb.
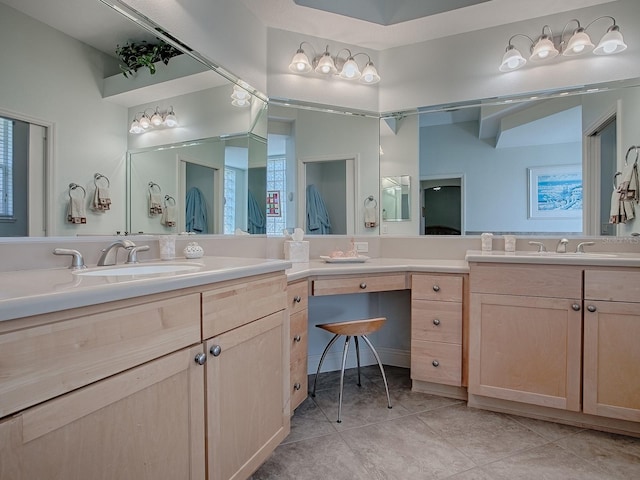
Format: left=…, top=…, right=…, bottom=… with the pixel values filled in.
left=139, top=114, right=150, bottom=129
left=340, top=57, right=361, bottom=80
left=129, top=119, right=142, bottom=134
left=164, top=109, right=178, bottom=127
left=151, top=109, right=163, bottom=126
left=288, top=49, right=312, bottom=73
left=359, top=62, right=380, bottom=84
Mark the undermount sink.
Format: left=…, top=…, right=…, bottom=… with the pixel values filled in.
left=75, top=262, right=204, bottom=277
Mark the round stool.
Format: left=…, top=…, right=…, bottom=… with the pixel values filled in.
left=311, top=317, right=392, bottom=423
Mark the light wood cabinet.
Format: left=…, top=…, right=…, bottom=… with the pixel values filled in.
left=312, top=273, right=407, bottom=296
left=205, top=310, right=289, bottom=480
left=288, top=279, right=309, bottom=412
left=411, top=273, right=465, bottom=387
left=469, top=264, right=583, bottom=412
left=583, top=270, right=640, bottom=422
left=0, top=345, right=206, bottom=480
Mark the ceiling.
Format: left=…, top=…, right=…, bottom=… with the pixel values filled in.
left=1, top=0, right=620, bottom=54
left=239, top=0, right=619, bottom=50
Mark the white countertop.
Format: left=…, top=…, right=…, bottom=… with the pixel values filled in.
left=286, top=257, right=469, bottom=282
left=0, top=256, right=291, bottom=322
left=465, top=250, right=640, bottom=267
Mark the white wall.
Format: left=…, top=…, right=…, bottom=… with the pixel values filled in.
left=380, top=0, right=640, bottom=112
left=380, top=114, right=420, bottom=235
left=0, top=3, right=128, bottom=236
left=420, top=121, right=583, bottom=234
left=122, top=0, right=268, bottom=93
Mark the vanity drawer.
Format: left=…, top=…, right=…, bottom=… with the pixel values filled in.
left=290, top=358, right=308, bottom=412
left=412, top=274, right=463, bottom=302
left=412, top=300, right=462, bottom=344
left=584, top=270, right=640, bottom=302
left=290, top=310, right=308, bottom=368
left=287, top=280, right=309, bottom=315
left=0, top=293, right=200, bottom=419
left=411, top=340, right=462, bottom=387
left=312, top=274, right=407, bottom=296
left=469, top=264, right=582, bottom=299
left=202, top=273, right=287, bottom=338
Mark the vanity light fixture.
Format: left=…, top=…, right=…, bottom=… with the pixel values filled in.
left=288, top=42, right=381, bottom=85
left=129, top=106, right=178, bottom=134
left=499, top=16, right=627, bottom=73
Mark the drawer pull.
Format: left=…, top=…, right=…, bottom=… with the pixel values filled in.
left=432, top=285, right=440, bottom=292
left=432, top=318, right=441, bottom=326
left=432, top=360, right=440, bottom=367
left=293, top=383, right=301, bottom=391
left=360, top=283, right=367, bottom=289
left=210, top=345, right=222, bottom=357
left=587, top=305, right=597, bottom=313
left=294, top=295, right=302, bottom=303
left=571, top=303, right=581, bottom=311
left=194, top=353, right=207, bottom=365
left=293, top=335, right=301, bottom=342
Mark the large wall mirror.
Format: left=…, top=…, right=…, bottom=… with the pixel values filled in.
left=0, top=0, right=266, bottom=237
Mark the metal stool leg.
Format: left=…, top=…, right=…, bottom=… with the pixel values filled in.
left=354, top=336, right=362, bottom=387
left=311, top=333, right=340, bottom=397
left=337, top=335, right=351, bottom=423
left=361, top=334, right=392, bottom=410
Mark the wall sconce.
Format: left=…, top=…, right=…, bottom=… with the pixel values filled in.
left=231, top=84, right=252, bottom=107
left=129, top=106, right=178, bottom=134
left=288, top=42, right=380, bottom=85
left=499, top=16, right=627, bottom=72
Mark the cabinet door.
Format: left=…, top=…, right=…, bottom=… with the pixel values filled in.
left=584, top=300, right=640, bottom=421
left=469, top=293, right=582, bottom=411
left=206, top=310, right=290, bottom=480
left=0, top=346, right=206, bottom=480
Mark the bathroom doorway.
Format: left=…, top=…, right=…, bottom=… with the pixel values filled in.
left=420, top=176, right=463, bottom=235
left=179, top=156, right=221, bottom=234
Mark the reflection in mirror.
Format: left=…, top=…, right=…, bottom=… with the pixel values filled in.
left=381, top=175, right=410, bottom=221
left=267, top=103, right=380, bottom=236
left=416, top=83, right=640, bottom=236
left=0, top=0, right=267, bottom=237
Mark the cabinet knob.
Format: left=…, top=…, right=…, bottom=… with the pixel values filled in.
left=432, top=360, right=440, bottom=367
left=587, top=305, right=597, bottom=313
left=294, top=295, right=302, bottom=303
left=432, top=285, right=440, bottom=292
left=210, top=345, right=222, bottom=357
left=433, top=318, right=441, bottom=326
left=194, top=353, right=207, bottom=365
left=293, top=335, right=301, bottom=342
left=360, top=283, right=367, bottom=289
left=293, top=383, right=301, bottom=391
left=572, top=303, right=581, bottom=311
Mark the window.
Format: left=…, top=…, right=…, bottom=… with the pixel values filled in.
left=0, top=116, right=13, bottom=218
left=223, top=167, right=237, bottom=234
left=266, top=155, right=286, bottom=234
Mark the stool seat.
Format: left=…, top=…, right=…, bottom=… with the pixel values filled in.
left=312, top=316, right=392, bottom=423
left=316, top=317, right=386, bottom=336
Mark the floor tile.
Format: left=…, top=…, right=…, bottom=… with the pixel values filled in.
left=309, top=367, right=375, bottom=393
left=480, top=443, right=614, bottom=480
left=505, top=414, right=585, bottom=441
left=283, top=396, right=336, bottom=445
left=554, top=429, right=640, bottom=479
left=251, top=433, right=373, bottom=480
left=443, top=468, right=495, bottom=480
left=340, top=414, right=476, bottom=479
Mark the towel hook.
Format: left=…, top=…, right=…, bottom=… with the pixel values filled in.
left=94, top=173, right=110, bottom=188
left=68, top=183, right=86, bottom=199
left=624, top=146, right=639, bottom=166
left=148, top=181, right=162, bottom=193
left=164, top=194, right=176, bottom=206
left=364, top=195, right=377, bottom=208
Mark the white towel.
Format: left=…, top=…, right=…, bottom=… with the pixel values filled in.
left=67, top=197, right=86, bottom=224
left=149, top=193, right=163, bottom=216
left=161, top=205, right=176, bottom=227
left=92, top=187, right=111, bottom=211
left=364, top=205, right=377, bottom=228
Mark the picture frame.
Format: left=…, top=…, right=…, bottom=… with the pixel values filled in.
left=527, top=165, right=582, bottom=219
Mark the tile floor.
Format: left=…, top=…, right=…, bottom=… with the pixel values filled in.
left=252, top=366, right=640, bottom=479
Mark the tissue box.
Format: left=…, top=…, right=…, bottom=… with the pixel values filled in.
left=284, top=241, right=309, bottom=263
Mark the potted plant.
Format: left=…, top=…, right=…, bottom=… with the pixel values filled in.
left=115, top=39, right=181, bottom=78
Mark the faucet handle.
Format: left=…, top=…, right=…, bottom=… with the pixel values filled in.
left=126, top=245, right=150, bottom=264
left=575, top=241, right=596, bottom=253
left=53, top=248, right=87, bottom=270
left=528, top=241, right=547, bottom=253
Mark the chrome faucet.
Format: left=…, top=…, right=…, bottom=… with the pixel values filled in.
left=53, top=248, right=87, bottom=270
left=556, top=238, right=569, bottom=253
left=575, top=241, right=595, bottom=253
left=125, top=244, right=150, bottom=264
left=97, top=239, right=136, bottom=266
left=528, top=241, right=547, bottom=253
